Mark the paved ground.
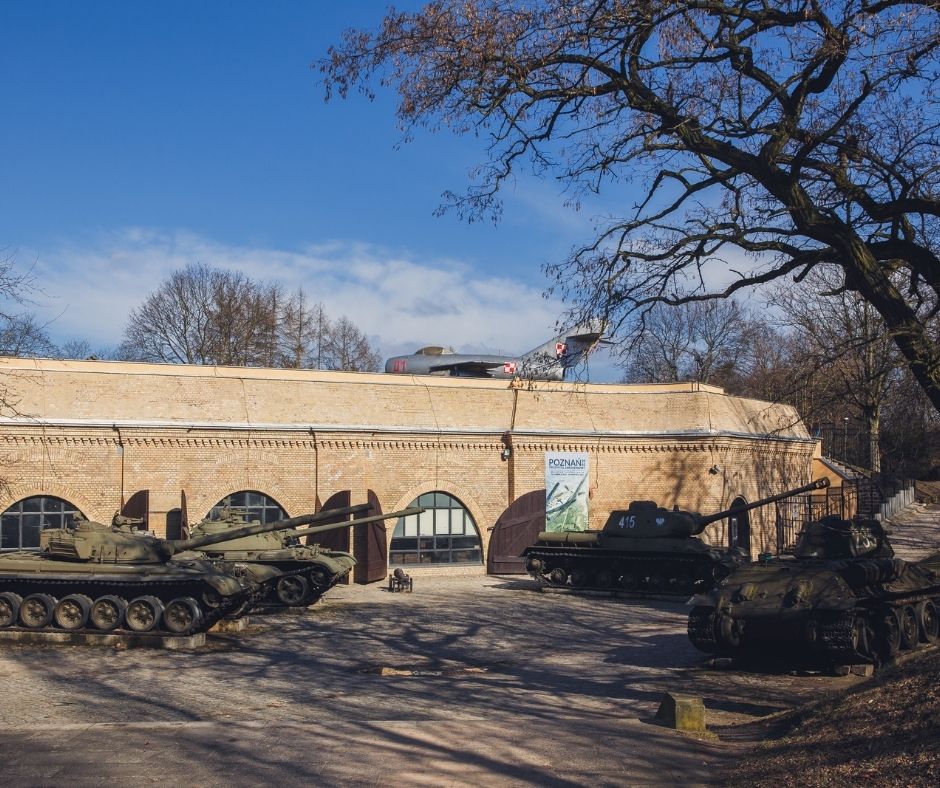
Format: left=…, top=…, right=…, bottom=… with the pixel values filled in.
left=1, top=506, right=938, bottom=787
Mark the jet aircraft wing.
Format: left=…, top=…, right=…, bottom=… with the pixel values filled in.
left=427, top=360, right=505, bottom=376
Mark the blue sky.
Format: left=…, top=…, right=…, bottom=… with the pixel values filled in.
left=0, top=2, right=617, bottom=375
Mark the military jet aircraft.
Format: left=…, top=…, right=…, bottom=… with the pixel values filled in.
left=384, top=324, right=605, bottom=380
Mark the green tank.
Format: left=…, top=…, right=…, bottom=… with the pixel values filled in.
left=522, top=479, right=830, bottom=596
left=0, top=508, right=371, bottom=637
left=185, top=503, right=366, bottom=607
left=688, top=514, right=940, bottom=668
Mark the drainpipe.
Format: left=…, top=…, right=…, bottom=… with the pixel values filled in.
left=113, top=424, right=125, bottom=508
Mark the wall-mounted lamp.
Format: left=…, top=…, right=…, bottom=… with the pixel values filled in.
left=708, top=464, right=723, bottom=475
left=500, top=431, right=513, bottom=461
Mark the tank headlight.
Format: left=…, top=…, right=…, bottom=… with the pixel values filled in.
left=733, top=583, right=757, bottom=603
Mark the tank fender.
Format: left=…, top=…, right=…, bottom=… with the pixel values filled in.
left=536, top=531, right=602, bottom=545
left=201, top=573, right=246, bottom=597
left=233, top=563, right=283, bottom=584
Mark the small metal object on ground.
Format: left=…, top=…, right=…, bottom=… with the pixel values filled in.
left=654, top=692, right=707, bottom=732
left=0, top=630, right=206, bottom=650
left=388, top=568, right=414, bottom=592
left=210, top=617, right=249, bottom=633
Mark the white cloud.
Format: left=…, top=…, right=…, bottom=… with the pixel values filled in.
left=27, top=228, right=568, bottom=359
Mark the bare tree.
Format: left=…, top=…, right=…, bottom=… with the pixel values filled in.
left=324, top=1, right=940, bottom=412
left=121, top=265, right=382, bottom=371
left=277, top=288, right=330, bottom=369
left=121, top=263, right=217, bottom=364
left=622, top=299, right=760, bottom=385
left=770, top=268, right=901, bottom=472
left=0, top=253, right=55, bottom=359
left=322, top=316, right=382, bottom=372
left=0, top=312, right=56, bottom=358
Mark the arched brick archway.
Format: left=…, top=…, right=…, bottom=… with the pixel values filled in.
left=388, top=490, right=483, bottom=567
left=727, top=495, right=752, bottom=555
left=188, top=486, right=291, bottom=523
left=0, top=484, right=98, bottom=522
left=0, top=490, right=86, bottom=551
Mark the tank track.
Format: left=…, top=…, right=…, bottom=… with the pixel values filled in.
left=251, top=563, right=353, bottom=609
left=524, top=545, right=725, bottom=596
left=687, top=606, right=720, bottom=653
left=815, top=611, right=867, bottom=664
left=0, top=575, right=248, bottom=635
left=205, top=559, right=352, bottom=608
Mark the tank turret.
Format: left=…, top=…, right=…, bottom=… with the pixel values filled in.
left=792, top=513, right=892, bottom=560
left=522, top=479, right=830, bottom=596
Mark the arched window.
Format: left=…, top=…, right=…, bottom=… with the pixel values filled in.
left=1, top=496, right=83, bottom=551
left=208, top=490, right=286, bottom=524
left=390, top=492, right=482, bottom=565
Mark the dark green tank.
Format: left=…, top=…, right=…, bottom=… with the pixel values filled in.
left=688, top=514, right=940, bottom=667
left=0, top=508, right=367, bottom=636
left=522, top=479, right=830, bottom=596
left=185, top=504, right=370, bottom=607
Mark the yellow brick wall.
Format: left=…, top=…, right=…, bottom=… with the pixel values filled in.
left=0, top=358, right=817, bottom=567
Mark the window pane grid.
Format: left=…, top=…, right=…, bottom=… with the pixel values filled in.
left=390, top=491, right=482, bottom=566
left=1, top=496, right=82, bottom=551
left=209, top=490, right=286, bottom=524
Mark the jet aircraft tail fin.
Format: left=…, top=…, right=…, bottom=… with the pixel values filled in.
left=519, top=322, right=606, bottom=377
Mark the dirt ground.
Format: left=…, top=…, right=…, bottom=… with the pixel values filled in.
left=0, top=504, right=938, bottom=786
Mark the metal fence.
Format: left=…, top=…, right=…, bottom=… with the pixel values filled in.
left=774, top=478, right=880, bottom=554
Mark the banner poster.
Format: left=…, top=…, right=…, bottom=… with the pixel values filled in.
left=544, top=452, right=589, bottom=532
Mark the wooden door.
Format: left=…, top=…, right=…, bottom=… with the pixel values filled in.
left=314, top=491, right=352, bottom=583
left=487, top=490, right=546, bottom=574
left=353, top=490, right=388, bottom=584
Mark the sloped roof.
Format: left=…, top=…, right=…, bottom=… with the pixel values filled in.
left=0, top=357, right=811, bottom=441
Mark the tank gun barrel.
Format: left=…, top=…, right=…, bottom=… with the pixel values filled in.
left=170, top=503, right=374, bottom=554
left=282, top=507, right=424, bottom=540
left=696, top=478, right=829, bottom=531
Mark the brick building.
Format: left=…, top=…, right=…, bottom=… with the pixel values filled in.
left=0, top=357, right=816, bottom=579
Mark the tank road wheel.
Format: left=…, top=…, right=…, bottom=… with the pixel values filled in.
left=19, top=594, right=57, bottom=629
left=89, top=595, right=127, bottom=631
left=873, top=608, right=901, bottom=662
left=593, top=568, right=614, bottom=589
left=916, top=600, right=939, bottom=644
left=523, top=556, right=544, bottom=578
left=307, top=566, right=331, bottom=591
left=0, top=592, right=22, bottom=627
left=53, top=594, right=92, bottom=631
left=546, top=568, right=568, bottom=587
left=125, top=596, right=165, bottom=633
left=201, top=589, right=223, bottom=611
left=162, top=597, right=204, bottom=635
left=717, top=614, right=743, bottom=651
left=899, top=606, right=919, bottom=650
left=620, top=570, right=638, bottom=590
left=854, top=615, right=876, bottom=660
left=645, top=571, right=664, bottom=593
left=569, top=567, right=591, bottom=588
left=276, top=574, right=312, bottom=606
